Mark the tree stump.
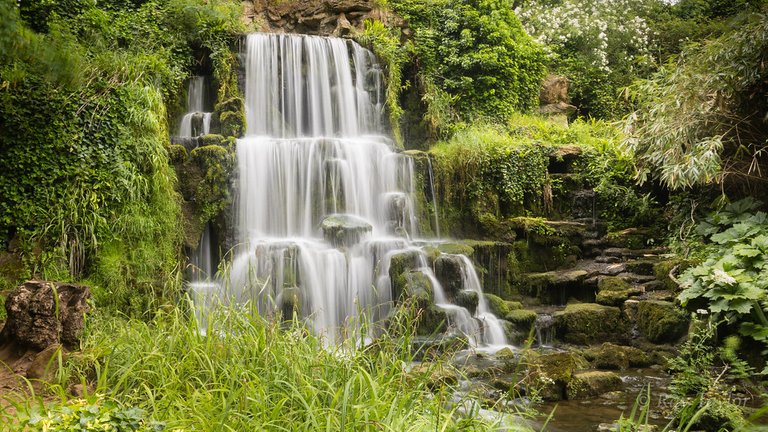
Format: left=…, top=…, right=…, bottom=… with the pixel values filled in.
left=0, top=280, right=90, bottom=351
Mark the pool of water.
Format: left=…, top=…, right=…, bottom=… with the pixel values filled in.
left=537, top=368, right=673, bottom=432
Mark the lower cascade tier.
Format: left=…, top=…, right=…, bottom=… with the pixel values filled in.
left=191, top=237, right=509, bottom=348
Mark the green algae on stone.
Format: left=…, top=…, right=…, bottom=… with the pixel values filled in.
left=565, top=371, right=623, bottom=399
left=587, top=342, right=652, bottom=370
left=636, top=300, right=689, bottom=343
left=505, top=309, right=537, bottom=333
left=524, top=351, right=589, bottom=401
left=456, top=289, right=479, bottom=315
left=595, top=276, right=642, bottom=306
left=200, top=133, right=228, bottom=147
left=167, top=144, right=188, bottom=164
left=484, top=293, right=512, bottom=316
left=553, top=303, right=628, bottom=345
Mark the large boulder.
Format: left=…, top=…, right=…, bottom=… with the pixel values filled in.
left=540, top=75, right=569, bottom=105
left=587, top=343, right=652, bottom=370
left=523, top=351, right=588, bottom=401
left=636, top=300, right=689, bottom=343
left=0, top=280, right=90, bottom=350
left=553, top=303, right=628, bottom=345
left=321, top=214, right=372, bottom=247
left=565, top=371, right=623, bottom=399
left=433, top=254, right=464, bottom=298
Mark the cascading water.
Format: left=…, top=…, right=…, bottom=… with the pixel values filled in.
left=220, top=33, right=508, bottom=348
left=179, top=76, right=212, bottom=137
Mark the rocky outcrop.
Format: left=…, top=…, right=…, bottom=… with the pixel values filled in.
left=244, top=0, right=398, bottom=36
left=538, top=75, right=576, bottom=124
left=0, top=280, right=90, bottom=351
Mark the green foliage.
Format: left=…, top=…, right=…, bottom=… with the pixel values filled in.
left=1, top=0, right=243, bottom=311
left=430, top=115, right=654, bottom=232
left=625, top=11, right=768, bottom=190
left=517, top=0, right=655, bottom=119
left=386, top=0, right=546, bottom=128
left=356, top=20, right=407, bottom=146
left=9, top=306, right=506, bottom=431
left=679, top=198, right=768, bottom=366
left=431, top=123, right=550, bottom=229
left=190, top=145, right=234, bottom=224
left=23, top=399, right=165, bottom=432
left=665, top=319, right=752, bottom=430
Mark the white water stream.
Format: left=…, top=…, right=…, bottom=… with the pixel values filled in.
left=194, top=33, right=508, bottom=348
left=179, top=76, right=212, bottom=137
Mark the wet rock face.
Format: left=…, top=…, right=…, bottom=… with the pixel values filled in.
left=553, top=303, right=629, bottom=345
left=246, top=0, right=392, bottom=36
left=636, top=300, right=689, bottom=343
left=321, top=214, right=373, bottom=247
left=0, top=281, right=90, bottom=350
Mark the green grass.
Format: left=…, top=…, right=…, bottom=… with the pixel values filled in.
left=5, top=302, right=509, bottom=431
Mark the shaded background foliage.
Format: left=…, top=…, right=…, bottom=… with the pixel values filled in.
left=0, top=0, right=244, bottom=310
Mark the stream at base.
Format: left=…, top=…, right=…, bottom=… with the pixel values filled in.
left=536, top=368, right=671, bottom=431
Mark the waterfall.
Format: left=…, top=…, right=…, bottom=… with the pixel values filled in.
left=179, top=76, right=212, bottom=137
left=222, top=33, right=508, bottom=348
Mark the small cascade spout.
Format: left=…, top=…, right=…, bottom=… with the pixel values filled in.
left=534, top=313, right=555, bottom=347
left=455, top=255, right=508, bottom=347
left=178, top=76, right=213, bottom=138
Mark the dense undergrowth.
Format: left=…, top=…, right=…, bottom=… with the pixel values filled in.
left=429, top=115, right=657, bottom=237
left=4, top=304, right=516, bottom=432
left=0, top=0, right=245, bottom=312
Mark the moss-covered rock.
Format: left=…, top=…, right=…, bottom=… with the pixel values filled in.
left=320, top=214, right=372, bottom=247
left=565, top=371, right=623, bottom=399
left=653, top=259, right=690, bottom=291
left=167, top=144, right=188, bottom=163
left=436, top=242, right=475, bottom=256
left=588, top=343, right=652, bottom=370
left=409, top=362, right=459, bottom=390
left=505, top=309, right=537, bottom=333
left=553, top=303, right=628, bottom=345
left=520, top=269, right=594, bottom=304
left=417, top=305, right=449, bottom=337
left=524, top=351, right=589, bottom=401
left=456, top=289, right=479, bottom=315
left=388, top=250, right=421, bottom=301
left=219, top=110, right=245, bottom=138
left=636, top=300, right=689, bottom=343
left=604, top=228, right=657, bottom=249
left=483, top=293, right=510, bottom=316
left=190, top=145, right=234, bottom=223
left=215, top=96, right=244, bottom=114
left=595, top=276, right=642, bottom=306
left=433, top=254, right=464, bottom=298
left=200, top=134, right=228, bottom=147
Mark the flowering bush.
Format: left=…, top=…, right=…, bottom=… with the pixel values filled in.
left=516, top=0, right=655, bottom=118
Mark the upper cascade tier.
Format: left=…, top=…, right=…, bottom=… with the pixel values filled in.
left=244, top=33, right=384, bottom=138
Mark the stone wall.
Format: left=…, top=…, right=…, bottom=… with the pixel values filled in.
left=242, top=0, right=397, bottom=37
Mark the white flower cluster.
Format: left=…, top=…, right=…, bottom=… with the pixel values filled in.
left=516, top=0, right=653, bottom=73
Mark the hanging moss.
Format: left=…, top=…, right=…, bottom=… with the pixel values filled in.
left=190, top=145, right=235, bottom=225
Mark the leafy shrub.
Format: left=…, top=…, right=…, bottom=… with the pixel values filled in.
left=386, top=0, right=546, bottom=128
left=678, top=198, right=768, bottom=371
left=624, top=11, right=768, bottom=190
left=1, top=0, right=244, bottom=311
left=516, top=0, right=655, bottom=119
left=23, top=399, right=165, bottom=432
left=665, top=320, right=752, bottom=430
